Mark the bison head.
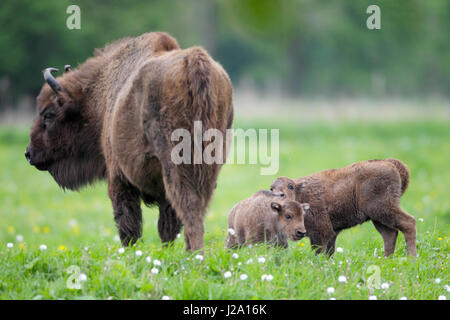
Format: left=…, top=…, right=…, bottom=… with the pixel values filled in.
left=270, top=176, right=307, bottom=201
left=26, top=67, right=105, bottom=190
left=271, top=200, right=309, bottom=241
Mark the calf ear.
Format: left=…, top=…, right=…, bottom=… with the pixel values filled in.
left=271, top=202, right=282, bottom=213
left=300, top=203, right=310, bottom=212
left=295, top=181, right=307, bottom=192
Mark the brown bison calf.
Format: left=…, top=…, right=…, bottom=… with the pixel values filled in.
left=270, top=159, right=416, bottom=256
left=226, top=190, right=309, bottom=248
left=26, top=32, right=233, bottom=251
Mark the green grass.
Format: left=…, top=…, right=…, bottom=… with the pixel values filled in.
left=0, top=119, right=449, bottom=300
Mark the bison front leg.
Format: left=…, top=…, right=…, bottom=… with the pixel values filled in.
left=158, top=198, right=183, bottom=245
left=108, top=177, right=142, bottom=246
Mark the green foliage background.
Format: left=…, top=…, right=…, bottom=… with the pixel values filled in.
left=1, top=0, right=449, bottom=109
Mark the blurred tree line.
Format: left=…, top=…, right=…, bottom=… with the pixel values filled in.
left=0, top=0, right=449, bottom=111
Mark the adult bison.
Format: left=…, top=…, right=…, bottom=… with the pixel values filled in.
left=25, top=32, right=233, bottom=251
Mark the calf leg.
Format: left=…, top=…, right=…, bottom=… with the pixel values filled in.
left=367, top=205, right=416, bottom=256
left=108, top=177, right=142, bottom=246
left=372, top=220, right=398, bottom=257
left=392, top=207, right=416, bottom=256
left=158, top=198, right=183, bottom=245
left=325, top=234, right=338, bottom=256
left=310, top=233, right=335, bottom=255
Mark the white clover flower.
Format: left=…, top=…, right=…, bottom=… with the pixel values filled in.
left=329, top=297, right=336, bottom=300
left=435, top=278, right=441, bottom=284
left=257, top=257, right=266, bottom=263
left=327, top=287, right=335, bottom=294
left=135, top=250, right=143, bottom=256
left=266, top=275, right=274, bottom=281
left=79, top=273, right=87, bottom=281
left=16, top=235, right=24, bottom=242
left=240, top=274, right=248, bottom=281
left=418, top=218, right=424, bottom=222
left=445, top=285, right=450, bottom=292
left=224, top=271, right=232, bottom=278
left=438, top=295, right=446, bottom=300
left=118, top=247, right=125, bottom=254
left=338, top=276, right=347, bottom=283
left=162, top=296, right=170, bottom=300
left=369, top=295, right=377, bottom=300
left=113, top=235, right=120, bottom=242
left=195, top=254, right=204, bottom=261
left=176, top=233, right=181, bottom=238
left=232, top=253, right=239, bottom=259
left=39, top=244, right=47, bottom=251
left=153, top=259, right=161, bottom=266
left=381, top=282, right=390, bottom=290
left=246, top=259, right=253, bottom=264
left=399, top=296, right=407, bottom=300
left=228, top=228, right=236, bottom=236
left=151, top=268, right=159, bottom=274
left=261, top=274, right=273, bottom=282
left=237, top=262, right=242, bottom=266
left=336, top=247, right=343, bottom=253
left=6, top=242, right=13, bottom=248
left=146, top=256, right=152, bottom=263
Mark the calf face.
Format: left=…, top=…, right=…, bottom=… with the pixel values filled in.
left=270, top=176, right=306, bottom=200
left=271, top=201, right=308, bottom=240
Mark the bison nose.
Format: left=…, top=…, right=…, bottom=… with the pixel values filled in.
left=25, top=147, right=32, bottom=163
left=279, top=193, right=285, bottom=198
left=296, top=230, right=306, bottom=239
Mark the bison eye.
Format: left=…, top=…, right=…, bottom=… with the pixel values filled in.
left=44, top=113, right=55, bottom=121
left=42, top=112, right=56, bottom=130
left=285, top=214, right=292, bottom=220
left=270, top=187, right=273, bottom=191
left=288, top=184, right=294, bottom=190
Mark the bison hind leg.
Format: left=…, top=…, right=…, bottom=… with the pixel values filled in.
left=372, top=220, right=399, bottom=257
left=158, top=199, right=183, bottom=245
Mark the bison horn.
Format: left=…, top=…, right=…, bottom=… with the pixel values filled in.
left=64, top=65, right=71, bottom=73
left=42, top=67, right=62, bottom=94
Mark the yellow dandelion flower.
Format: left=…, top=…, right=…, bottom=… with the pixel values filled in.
left=33, top=226, right=40, bottom=233
left=43, top=226, right=51, bottom=234
left=438, top=237, right=442, bottom=241
left=299, top=242, right=305, bottom=247
left=18, top=243, right=26, bottom=250
left=7, top=226, right=15, bottom=234
left=58, top=245, right=67, bottom=251
left=104, top=227, right=112, bottom=235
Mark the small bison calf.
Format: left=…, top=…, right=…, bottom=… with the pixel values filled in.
left=270, top=159, right=416, bottom=256
left=226, top=190, right=309, bottom=248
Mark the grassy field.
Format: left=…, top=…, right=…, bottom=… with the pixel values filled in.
left=0, top=118, right=449, bottom=300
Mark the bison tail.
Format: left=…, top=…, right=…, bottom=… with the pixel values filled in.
left=185, top=47, right=214, bottom=125
left=386, top=158, right=410, bottom=194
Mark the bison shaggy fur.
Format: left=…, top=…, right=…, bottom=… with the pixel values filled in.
left=26, top=32, right=233, bottom=251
